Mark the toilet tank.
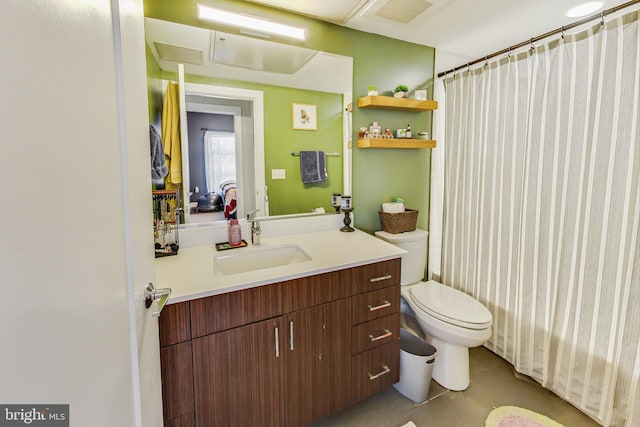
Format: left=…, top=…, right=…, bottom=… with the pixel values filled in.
left=375, top=229, right=428, bottom=286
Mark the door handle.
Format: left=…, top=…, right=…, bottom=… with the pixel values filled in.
left=274, top=326, right=280, bottom=358
left=144, top=283, right=171, bottom=317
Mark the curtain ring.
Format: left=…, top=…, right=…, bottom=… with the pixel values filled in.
left=530, top=39, right=535, bottom=51
left=484, top=56, right=489, bottom=68
left=601, top=11, right=605, bottom=26
left=560, top=26, right=565, bottom=40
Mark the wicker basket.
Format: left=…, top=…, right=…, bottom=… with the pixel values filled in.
left=379, top=209, right=418, bottom=234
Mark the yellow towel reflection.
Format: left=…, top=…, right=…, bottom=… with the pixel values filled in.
left=162, top=81, right=182, bottom=189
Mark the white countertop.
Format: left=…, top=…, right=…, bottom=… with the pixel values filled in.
left=155, top=229, right=406, bottom=304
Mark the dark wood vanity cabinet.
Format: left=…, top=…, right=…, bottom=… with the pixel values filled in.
left=158, top=258, right=401, bottom=427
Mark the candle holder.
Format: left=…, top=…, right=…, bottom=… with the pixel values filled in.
left=340, top=208, right=354, bottom=232
left=331, top=193, right=342, bottom=213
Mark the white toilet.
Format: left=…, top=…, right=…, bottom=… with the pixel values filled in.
left=376, top=228, right=492, bottom=391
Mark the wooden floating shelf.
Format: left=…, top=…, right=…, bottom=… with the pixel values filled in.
left=358, top=138, right=437, bottom=149
left=358, top=96, right=438, bottom=111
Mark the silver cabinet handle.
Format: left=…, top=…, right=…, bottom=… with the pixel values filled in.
left=289, top=320, right=294, bottom=351
left=369, top=329, right=392, bottom=342
left=144, top=282, right=171, bottom=317
left=369, top=274, right=392, bottom=283
left=368, top=365, right=391, bottom=380
left=275, top=326, right=280, bottom=358
left=368, top=300, right=391, bottom=311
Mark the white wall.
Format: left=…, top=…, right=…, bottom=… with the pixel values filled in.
left=0, top=1, right=161, bottom=425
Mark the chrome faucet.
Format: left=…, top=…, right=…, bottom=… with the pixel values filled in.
left=246, top=209, right=261, bottom=246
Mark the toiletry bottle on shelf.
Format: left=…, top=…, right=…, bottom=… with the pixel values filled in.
left=228, top=218, right=242, bottom=246
left=406, top=124, right=412, bottom=139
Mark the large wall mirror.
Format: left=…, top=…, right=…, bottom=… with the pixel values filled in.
left=145, top=18, right=353, bottom=225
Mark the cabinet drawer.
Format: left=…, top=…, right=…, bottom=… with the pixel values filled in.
left=283, top=268, right=352, bottom=312
left=352, top=286, right=400, bottom=325
left=351, top=313, right=400, bottom=355
left=352, top=258, right=401, bottom=295
left=159, top=301, right=191, bottom=347
left=190, top=281, right=284, bottom=337
left=351, top=340, right=400, bottom=403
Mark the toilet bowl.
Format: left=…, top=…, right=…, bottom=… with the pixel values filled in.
left=375, top=229, right=493, bottom=391
left=403, top=281, right=492, bottom=391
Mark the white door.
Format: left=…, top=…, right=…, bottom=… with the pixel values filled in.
left=178, top=64, right=192, bottom=223
left=1, top=1, right=163, bottom=426
left=117, top=1, right=165, bottom=425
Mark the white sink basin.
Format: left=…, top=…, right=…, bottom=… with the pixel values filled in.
left=213, top=243, right=312, bottom=276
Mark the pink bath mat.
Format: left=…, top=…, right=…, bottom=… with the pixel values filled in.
left=485, top=406, right=565, bottom=427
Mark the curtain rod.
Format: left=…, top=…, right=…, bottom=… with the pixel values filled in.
left=200, top=127, right=233, bottom=132
left=437, top=0, right=640, bottom=79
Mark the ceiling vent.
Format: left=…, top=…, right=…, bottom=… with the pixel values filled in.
left=372, top=0, right=433, bottom=24
left=154, top=42, right=204, bottom=65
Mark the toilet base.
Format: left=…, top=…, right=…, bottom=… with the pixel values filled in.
left=427, top=336, right=470, bottom=391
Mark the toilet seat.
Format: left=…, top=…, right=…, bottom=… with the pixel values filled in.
left=409, top=281, right=492, bottom=330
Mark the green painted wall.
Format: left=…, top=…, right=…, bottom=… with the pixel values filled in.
left=144, top=0, right=435, bottom=233
left=263, top=88, right=343, bottom=215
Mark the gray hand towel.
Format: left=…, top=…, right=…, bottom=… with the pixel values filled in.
left=299, top=151, right=327, bottom=184
left=150, top=124, right=168, bottom=180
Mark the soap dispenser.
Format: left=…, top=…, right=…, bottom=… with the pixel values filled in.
left=228, top=218, right=242, bottom=246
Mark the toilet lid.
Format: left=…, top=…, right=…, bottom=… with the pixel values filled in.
left=409, top=281, right=492, bottom=330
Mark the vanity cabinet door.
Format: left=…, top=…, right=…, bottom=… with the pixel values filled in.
left=160, top=341, right=194, bottom=426
left=159, top=301, right=194, bottom=426
left=192, top=317, right=286, bottom=427
left=284, top=298, right=351, bottom=427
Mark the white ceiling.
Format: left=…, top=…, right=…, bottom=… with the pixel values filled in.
left=145, top=18, right=353, bottom=94
left=246, top=0, right=628, bottom=73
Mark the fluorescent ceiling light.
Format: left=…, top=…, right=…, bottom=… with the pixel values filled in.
left=197, top=4, right=305, bottom=40
left=566, top=2, right=604, bottom=18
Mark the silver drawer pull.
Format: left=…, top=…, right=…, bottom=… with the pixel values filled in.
left=368, top=300, right=391, bottom=311
left=369, top=274, right=392, bottom=283
left=368, top=365, right=391, bottom=380
left=289, top=320, right=294, bottom=351
left=369, top=329, right=392, bottom=342
left=275, top=327, right=280, bottom=358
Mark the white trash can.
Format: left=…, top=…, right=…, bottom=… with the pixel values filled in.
left=394, top=329, right=437, bottom=403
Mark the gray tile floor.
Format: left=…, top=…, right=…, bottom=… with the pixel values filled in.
left=313, top=347, right=601, bottom=427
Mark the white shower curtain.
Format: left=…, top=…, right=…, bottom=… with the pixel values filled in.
left=440, top=11, right=639, bottom=427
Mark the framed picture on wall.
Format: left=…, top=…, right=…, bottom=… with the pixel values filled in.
left=292, top=103, right=317, bottom=130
